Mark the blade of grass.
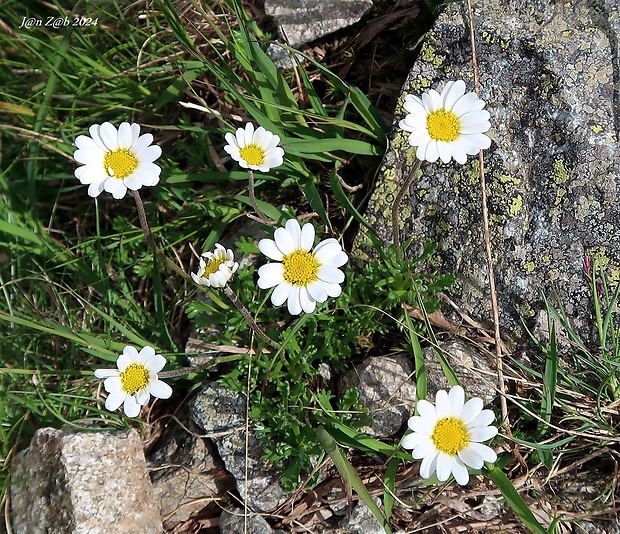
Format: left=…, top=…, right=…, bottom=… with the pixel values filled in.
left=316, top=426, right=392, bottom=534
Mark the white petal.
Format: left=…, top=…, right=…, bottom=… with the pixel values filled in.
left=286, top=285, right=303, bottom=315
left=317, top=266, right=345, bottom=284
left=416, top=399, right=437, bottom=420
left=144, top=353, right=166, bottom=373
left=442, top=80, right=466, bottom=110
left=299, top=288, right=316, bottom=313
left=412, top=439, right=437, bottom=460
left=105, top=390, right=126, bottom=412
left=437, top=142, right=453, bottom=164
left=313, top=239, right=345, bottom=264
left=258, top=263, right=285, bottom=288
left=103, top=376, right=122, bottom=394
left=452, top=457, right=470, bottom=485
left=258, top=238, right=284, bottom=261
left=447, top=386, right=465, bottom=417
left=466, top=442, right=497, bottom=463
left=149, top=379, right=173, bottom=400
left=435, top=389, right=450, bottom=418
left=460, top=397, right=483, bottom=424
left=468, top=408, right=496, bottom=428
left=117, top=122, right=133, bottom=148
left=137, top=345, right=154, bottom=360
left=123, top=395, right=141, bottom=417
left=408, top=414, right=433, bottom=434
left=273, top=226, right=296, bottom=255
left=299, top=223, right=315, bottom=251
left=458, top=444, right=484, bottom=469
left=451, top=91, right=479, bottom=116
left=419, top=451, right=438, bottom=479
left=271, top=281, right=293, bottom=306
left=402, top=432, right=426, bottom=451
left=435, top=452, right=454, bottom=481
left=321, top=282, right=342, bottom=298
left=94, top=368, right=117, bottom=379
left=306, top=280, right=328, bottom=302
left=135, top=389, right=150, bottom=405
left=284, top=219, right=302, bottom=247
left=99, top=122, right=120, bottom=151
left=87, top=181, right=106, bottom=197
left=469, top=425, right=499, bottom=442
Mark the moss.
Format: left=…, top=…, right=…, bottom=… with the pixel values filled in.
left=587, top=246, right=610, bottom=269
left=536, top=72, right=564, bottom=99
left=519, top=304, right=536, bottom=318
left=550, top=156, right=570, bottom=184
left=410, top=75, right=431, bottom=93
left=493, top=171, right=521, bottom=190
left=509, top=194, right=523, bottom=217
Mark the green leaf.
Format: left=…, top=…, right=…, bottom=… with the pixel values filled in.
left=488, top=466, right=551, bottom=534
left=316, top=426, right=392, bottom=534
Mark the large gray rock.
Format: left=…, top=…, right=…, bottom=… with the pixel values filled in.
left=11, top=427, right=162, bottom=534
left=339, top=354, right=416, bottom=437
left=264, top=0, right=374, bottom=47
left=357, top=0, right=620, bottom=351
left=190, top=382, right=287, bottom=513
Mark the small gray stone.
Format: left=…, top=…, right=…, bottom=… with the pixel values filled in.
left=10, top=427, right=162, bottom=534
left=340, top=354, right=416, bottom=437
left=190, top=382, right=287, bottom=513
left=339, top=497, right=386, bottom=534
left=219, top=506, right=275, bottom=534
left=423, top=340, right=497, bottom=405
left=266, top=43, right=306, bottom=70
left=264, top=0, right=374, bottom=47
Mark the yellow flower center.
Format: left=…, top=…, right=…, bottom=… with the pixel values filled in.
left=431, top=417, right=470, bottom=455
left=282, top=250, right=320, bottom=286
left=202, top=257, right=226, bottom=278
left=239, top=144, right=266, bottom=166
left=426, top=109, right=461, bottom=142
left=120, top=363, right=150, bottom=395
left=103, top=148, right=139, bottom=179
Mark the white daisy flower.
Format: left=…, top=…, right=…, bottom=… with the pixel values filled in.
left=257, top=219, right=348, bottom=315
left=191, top=243, right=239, bottom=288
left=94, top=345, right=172, bottom=418
left=399, top=80, right=491, bottom=165
left=402, top=385, right=498, bottom=485
left=223, top=122, right=284, bottom=172
left=74, top=122, right=162, bottom=199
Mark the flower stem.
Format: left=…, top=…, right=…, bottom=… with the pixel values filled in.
left=158, top=354, right=244, bottom=379
left=131, top=190, right=192, bottom=282
left=223, top=286, right=280, bottom=350
left=248, top=170, right=270, bottom=224
left=392, top=158, right=422, bottom=260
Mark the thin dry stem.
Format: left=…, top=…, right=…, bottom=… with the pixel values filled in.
left=248, top=170, right=271, bottom=224
left=465, top=0, right=510, bottom=434
left=392, top=158, right=422, bottom=260
left=223, top=286, right=280, bottom=350
left=131, top=190, right=192, bottom=282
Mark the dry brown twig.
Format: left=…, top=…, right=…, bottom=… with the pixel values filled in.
left=464, top=0, right=511, bottom=436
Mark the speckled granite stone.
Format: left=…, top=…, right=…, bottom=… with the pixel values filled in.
left=357, top=0, right=620, bottom=350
